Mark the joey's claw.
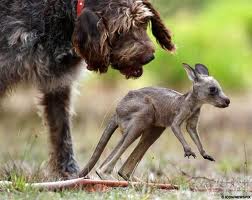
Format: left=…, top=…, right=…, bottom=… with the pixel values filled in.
left=184, top=149, right=196, bottom=159
left=202, top=154, right=215, bottom=161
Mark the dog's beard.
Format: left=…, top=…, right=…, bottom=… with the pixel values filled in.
left=112, top=64, right=143, bottom=79
left=86, top=62, right=143, bottom=78
left=120, top=66, right=143, bottom=79
left=86, top=64, right=108, bottom=73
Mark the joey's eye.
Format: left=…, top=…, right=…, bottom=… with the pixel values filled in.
left=209, top=86, right=218, bottom=95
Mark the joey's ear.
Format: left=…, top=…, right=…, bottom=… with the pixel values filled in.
left=195, top=63, right=209, bottom=76
left=182, top=63, right=198, bottom=82
left=142, top=0, right=175, bottom=52
left=72, top=9, right=110, bottom=73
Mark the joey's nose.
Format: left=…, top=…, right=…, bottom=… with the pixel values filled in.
left=141, top=54, right=155, bottom=65
left=225, top=98, right=230, bottom=105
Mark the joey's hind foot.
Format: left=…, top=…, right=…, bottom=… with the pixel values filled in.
left=118, top=171, right=142, bottom=182
left=130, top=176, right=143, bottom=182
left=118, top=170, right=130, bottom=181
left=96, top=169, right=117, bottom=180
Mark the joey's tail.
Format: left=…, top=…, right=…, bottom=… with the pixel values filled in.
left=79, top=115, right=118, bottom=177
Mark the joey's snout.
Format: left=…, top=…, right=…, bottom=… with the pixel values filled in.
left=221, top=97, right=230, bottom=107
left=224, top=97, right=230, bottom=106
left=216, top=94, right=230, bottom=108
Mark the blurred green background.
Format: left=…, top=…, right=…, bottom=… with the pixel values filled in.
left=93, top=0, right=252, bottom=91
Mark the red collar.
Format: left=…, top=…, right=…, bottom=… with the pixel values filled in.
left=77, top=0, right=85, bottom=16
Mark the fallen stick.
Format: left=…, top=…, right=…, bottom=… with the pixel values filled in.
left=0, top=178, right=178, bottom=191
left=0, top=178, right=251, bottom=193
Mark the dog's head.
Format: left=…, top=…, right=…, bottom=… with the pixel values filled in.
left=73, top=0, right=175, bottom=78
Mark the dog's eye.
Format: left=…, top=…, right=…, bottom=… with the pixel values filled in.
left=209, top=86, right=218, bottom=95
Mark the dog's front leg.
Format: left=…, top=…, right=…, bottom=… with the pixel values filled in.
left=41, top=86, right=79, bottom=178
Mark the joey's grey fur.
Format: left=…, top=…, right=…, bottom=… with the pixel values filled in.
left=79, top=63, right=230, bottom=180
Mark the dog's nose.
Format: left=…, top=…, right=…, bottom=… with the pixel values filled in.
left=141, top=54, right=155, bottom=65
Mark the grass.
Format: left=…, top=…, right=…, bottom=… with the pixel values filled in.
left=0, top=187, right=221, bottom=200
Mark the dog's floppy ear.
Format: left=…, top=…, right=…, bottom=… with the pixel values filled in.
left=143, top=0, right=175, bottom=52
left=72, top=9, right=110, bottom=73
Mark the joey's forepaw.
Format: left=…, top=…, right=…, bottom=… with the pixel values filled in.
left=201, top=151, right=215, bottom=161
left=202, top=153, right=215, bottom=161
left=184, top=149, right=196, bottom=159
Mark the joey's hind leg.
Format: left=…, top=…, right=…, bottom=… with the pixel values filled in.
left=96, top=133, right=127, bottom=180
left=96, top=120, right=151, bottom=179
left=42, top=86, right=79, bottom=178
left=118, top=127, right=165, bottom=180
left=99, top=133, right=125, bottom=169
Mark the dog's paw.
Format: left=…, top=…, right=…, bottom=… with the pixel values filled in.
left=58, top=159, right=80, bottom=179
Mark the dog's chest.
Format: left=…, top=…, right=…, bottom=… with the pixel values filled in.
left=18, top=42, right=84, bottom=91
left=35, top=48, right=85, bottom=92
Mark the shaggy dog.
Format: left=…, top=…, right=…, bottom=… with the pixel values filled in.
left=0, top=0, right=175, bottom=178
